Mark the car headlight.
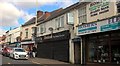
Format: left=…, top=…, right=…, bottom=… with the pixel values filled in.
left=15, top=53, right=18, bottom=55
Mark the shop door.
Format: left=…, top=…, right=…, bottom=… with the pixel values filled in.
left=53, top=40, right=69, bottom=62
left=74, top=42, right=81, bottom=64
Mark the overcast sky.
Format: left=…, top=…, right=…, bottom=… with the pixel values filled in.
left=0, top=0, right=79, bottom=36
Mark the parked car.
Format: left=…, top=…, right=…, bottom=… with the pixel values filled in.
left=2, top=47, right=12, bottom=57
left=0, top=48, right=3, bottom=54
left=9, top=48, right=28, bottom=60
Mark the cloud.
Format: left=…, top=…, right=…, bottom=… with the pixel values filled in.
left=0, top=28, right=6, bottom=36
left=0, top=2, right=21, bottom=27
left=0, top=2, right=35, bottom=27
left=20, top=10, right=35, bottom=22
left=0, top=0, right=79, bottom=9
left=58, top=0, right=78, bottom=8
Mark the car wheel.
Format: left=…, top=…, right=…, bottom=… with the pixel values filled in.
left=13, top=54, right=15, bottom=59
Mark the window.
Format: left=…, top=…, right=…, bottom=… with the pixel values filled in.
left=40, top=24, right=46, bottom=33
left=117, top=3, right=120, bottom=13
left=78, top=6, right=87, bottom=23
left=37, top=26, right=39, bottom=34
left=25, top=29, right=28, bottom=38
left=67, top=12, right=74, bottom=24
left=55, top=16, right=64, bottom=29
left=60, top=16, right=64, bottom=27
left=79, top=15, right=87, bottom=23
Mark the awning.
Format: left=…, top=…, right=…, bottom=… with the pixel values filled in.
left=20, top=41, right=35, bottom=45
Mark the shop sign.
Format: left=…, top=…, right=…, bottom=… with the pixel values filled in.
left=100, top=17, right=120, bottom=32
left=78, top=16, right=120, bottom=35
left=44, top=34, right=65, bottom=40
left=78, top=22, right=97, bottom=35
left=89, top=0, right=109, bottom=17
left=43, top=31, right=69, bottom=40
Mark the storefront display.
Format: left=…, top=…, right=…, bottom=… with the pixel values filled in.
left=86, top=30, right=120, bottom=64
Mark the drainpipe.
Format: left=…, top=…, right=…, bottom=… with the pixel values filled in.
left=81, top=37, right=83, bottom=64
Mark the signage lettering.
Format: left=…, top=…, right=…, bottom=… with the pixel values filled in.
left=44, top=34, right=65, bottom=40
left=78, top=15, right=120, bottom=35
left=89, top=0, right=109, bottom=16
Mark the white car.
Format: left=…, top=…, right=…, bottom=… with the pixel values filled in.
left=9, top=48, right=28, bottom=60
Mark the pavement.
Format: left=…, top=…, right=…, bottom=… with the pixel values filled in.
left=29, top=57, right=120, bottom=66
left=29, top=57, right=70, bottom=64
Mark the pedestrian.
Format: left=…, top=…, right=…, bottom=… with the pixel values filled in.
left=29, top=49, right=33, bottom=58
left=32, top=45, right=37, bottom=58
left=27, top=47, right=32, bottom=58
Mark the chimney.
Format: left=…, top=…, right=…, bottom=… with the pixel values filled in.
left=45, top=11, right=51, bottom=19
left=37, top=11, right=43, bottom=18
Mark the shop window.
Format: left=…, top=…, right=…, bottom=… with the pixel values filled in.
left=111, top=44, right=120, bottom=64
left=87, top=32, right=120, bottom=64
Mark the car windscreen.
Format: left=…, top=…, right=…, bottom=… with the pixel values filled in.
left=15, top=49, right=25, bottom=52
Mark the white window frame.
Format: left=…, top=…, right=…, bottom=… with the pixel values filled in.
left=40, top=23, right=46, bottom=33
left=78, top=6, right=87, bottom=23
left=55, top=16, right=64, bottom=29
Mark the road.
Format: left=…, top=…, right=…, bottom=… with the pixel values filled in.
left=2, top=55, right=32, bottom=64
left=1, top=54, right=42, bottom=66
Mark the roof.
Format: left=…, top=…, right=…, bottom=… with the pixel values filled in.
left=37, top=2, right=80, bottom=25
left=22, top=17, right=36, bottom=27
left=37, top=8, right=63, bottom=24
left=37, top=12, right=51, bottom=22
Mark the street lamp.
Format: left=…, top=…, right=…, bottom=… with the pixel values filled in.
left=48, top=27, right=53, bottom=38
left=33, top=0, right=38, bottom=46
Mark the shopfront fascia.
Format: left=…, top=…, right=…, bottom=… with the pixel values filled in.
left=77, top=15, right=120, bottom=64
left=36, top=30, right=70, bottom=43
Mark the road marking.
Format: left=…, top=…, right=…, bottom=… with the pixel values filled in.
left=8, top=62, right=11, bottom=64
left=31, top=60, right=40, bottom=64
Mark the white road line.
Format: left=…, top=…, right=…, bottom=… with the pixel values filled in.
left=31, top=60, right=40, bottom=64
left=7, top=62, right=11, bottom=64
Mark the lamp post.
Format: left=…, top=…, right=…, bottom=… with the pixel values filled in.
left=33, top=0, right=38, bottom=46
left=48, top=27, right=54, bottom=59
left=48, top=27, right=53, bottom=38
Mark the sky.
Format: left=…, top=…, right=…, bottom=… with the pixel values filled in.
left=0, top=0, right=79, bottom=36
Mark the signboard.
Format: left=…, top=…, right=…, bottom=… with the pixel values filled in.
left=89, top=0, right=109, bottom=17
left=78, top=15, right=120, bottom=35
left=78, top=22, right=97, bottom=35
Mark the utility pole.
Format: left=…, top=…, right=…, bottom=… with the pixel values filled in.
left=33, top=0, right=38, bottom=47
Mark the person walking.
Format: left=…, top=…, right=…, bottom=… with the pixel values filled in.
left=32, top=45, right=37, bottom=58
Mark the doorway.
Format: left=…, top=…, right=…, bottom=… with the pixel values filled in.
left=74, top=42, right=81, bottom=64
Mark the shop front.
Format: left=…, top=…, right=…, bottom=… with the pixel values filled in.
left=85, top=30, right=120, bottom=64
left=77, top=15, right=120, bottom=64
left=36, top=30, right=70, bottom=62
left=20, top=39, right=35, bottom=51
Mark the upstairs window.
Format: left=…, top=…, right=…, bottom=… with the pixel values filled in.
left=25, top=29, right=28, bottom=38
left=40, top=24, right=46, bottom=33
left=78, top=6, right=87, bottom=24
left=55, top=16, right=64, bottom=29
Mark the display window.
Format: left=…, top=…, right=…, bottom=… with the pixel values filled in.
left=86, top=30, right=120, bottom=64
